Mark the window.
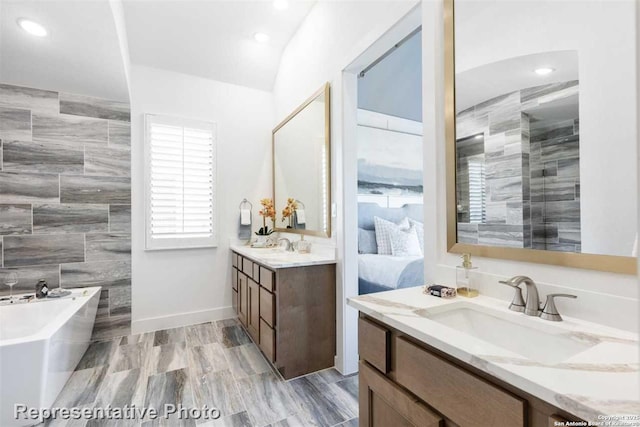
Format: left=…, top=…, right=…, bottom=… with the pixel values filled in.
left=468, top=158, right=486, bottom=224
left=144, top=114, right=217, bottom=250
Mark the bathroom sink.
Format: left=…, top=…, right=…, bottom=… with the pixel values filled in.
left=250, top=248, right=301, bottom=257
left=241, top=248, right=313, bottom=265
left=414, top=303, right=597, bottom=364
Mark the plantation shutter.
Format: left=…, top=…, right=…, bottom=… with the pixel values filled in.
left=468, top=160, right=486, bottom=224
left=145, top=114, right=217, bottom=249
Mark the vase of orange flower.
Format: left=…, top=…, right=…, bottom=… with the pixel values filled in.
left=256, top=198, right=276, bottom=241
left=281, top=198, right=298, bottom=229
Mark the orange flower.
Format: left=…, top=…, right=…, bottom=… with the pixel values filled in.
left=281, top=198, right=298, bottom=221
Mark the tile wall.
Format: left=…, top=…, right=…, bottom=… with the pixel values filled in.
left=529, top=116, right=581, bottom=252
left=455, top=81, right=581, bottom=251
left=0, top=83, right=131, bottom=340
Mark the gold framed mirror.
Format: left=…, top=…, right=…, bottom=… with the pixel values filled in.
left=273, top=83, right=331, bottom=238
left=444, top=0, right=637, bottom=275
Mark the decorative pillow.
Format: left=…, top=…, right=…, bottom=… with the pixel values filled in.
left=373, top=216, right=410, bottom=255
left=358, top=228, right=378, bottom=254
left=408, top=218, right=424, bottom=253
left=389, top=225, right=423, bottom=257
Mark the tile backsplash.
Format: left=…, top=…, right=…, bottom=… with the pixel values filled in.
left=0, top=83, right=131, bottom=340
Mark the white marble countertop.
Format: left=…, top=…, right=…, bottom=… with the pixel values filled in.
left=230, top=244, right=336, bottom=269
left=348, top=287, right=640, bottom=424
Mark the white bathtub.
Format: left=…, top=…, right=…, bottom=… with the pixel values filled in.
left=0, top=287, right=101, bottom=427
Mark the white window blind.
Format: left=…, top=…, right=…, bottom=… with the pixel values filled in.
left=468, top=159, right=486, bottom=224
left=145, top=114, right=217, bottom=250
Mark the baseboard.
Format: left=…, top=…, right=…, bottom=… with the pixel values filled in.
left=131, top=306, right=236, bottom=334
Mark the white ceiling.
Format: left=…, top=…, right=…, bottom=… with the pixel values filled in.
left=456, top=50, right=579, bottom=112
left=121, top=0, right=316, bottom=92
left=0, top=0, right=315, bottom=100
left=0, top=0, right=130, bottom=101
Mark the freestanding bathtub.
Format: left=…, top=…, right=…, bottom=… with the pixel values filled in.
left=0, top=287, right=101, bottom=426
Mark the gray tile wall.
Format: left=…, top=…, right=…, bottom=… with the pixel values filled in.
left=530, top=115, right=581, bottom=252
left=0, top=83, right=131, bottom=340
left=456, top=92, right=529, bottom=248
left=456, top=81, right=580, bottom=252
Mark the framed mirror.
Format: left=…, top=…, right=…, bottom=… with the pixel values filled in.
left=273, top=83, right=331, bottom=237
left=445, top=0, right=637, bottom=274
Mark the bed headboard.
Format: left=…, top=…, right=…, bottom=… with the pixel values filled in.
left=358, top=203, right=424, bottom=230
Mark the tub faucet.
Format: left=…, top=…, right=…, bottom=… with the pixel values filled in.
left=500, top=276, right=540, bottom=316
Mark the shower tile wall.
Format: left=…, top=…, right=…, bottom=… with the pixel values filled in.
left=456, top=81, right=580, bottom=250
left=530, top=117, right=581, bottom=252
left=456, top=93, right=531, bottom=248
left=0, top=83, right=131, bottom=340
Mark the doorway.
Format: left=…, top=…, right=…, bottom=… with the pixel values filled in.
left=340, top=4, right=423, bottom=375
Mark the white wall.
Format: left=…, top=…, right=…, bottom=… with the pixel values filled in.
left=130, top=65, right=274, bottom=332
left=454, top=0, right=638, bottom=257
left=637, top=0, right=640, bottom=333
left=422, top=1, right=638, bottom=333
left=273, top=0, right=420, bottom=374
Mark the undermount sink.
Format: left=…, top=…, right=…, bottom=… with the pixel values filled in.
left=414, top=303, right=597, bottom=365
left=250, top=248, right=301, bottom=256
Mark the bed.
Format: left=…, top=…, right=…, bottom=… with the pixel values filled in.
left=357, top=202, right=425, bottom=295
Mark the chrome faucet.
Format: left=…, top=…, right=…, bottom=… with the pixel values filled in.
left=499, top=275, right=539, bottom=316
left=540, top=294, right=577, bottom=321
left=500, top=276, right=577, bottom=321
left=277, top=238, right=294, bottom=252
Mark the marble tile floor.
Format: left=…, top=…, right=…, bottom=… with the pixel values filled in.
left=40, top=318, right=358, bottom=427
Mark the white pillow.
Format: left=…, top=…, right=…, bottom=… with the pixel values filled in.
left=373, top=216, right=410, bottom=255
left=408, top=218, right=424, bottom=253
left=389, top=225, right=423, bottom=257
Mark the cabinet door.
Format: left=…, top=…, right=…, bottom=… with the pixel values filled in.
left=247, top=279, right=260, bottom=342
left=238, top=273, right=248, bottom=326
left=360, top=361, right=442, bottom=427
left=232, top=289, right=238, bottom=314
left=259, top=318, right=275, bottom=362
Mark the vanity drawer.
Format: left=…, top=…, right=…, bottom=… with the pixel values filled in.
left=243, top=259, right=254, bottom=277
left=358, top=317, right=390, bottom=373
left=359, top=361, right=443, bottom=427
left=232, top=268, right=238, bottom=291
left=395, top=337, right=525, bottom=427
left=232, top=253, right=238, bottom=268
left=259, top=266, right=274, bottom=292
left=259, top=319, right=275, bottom=362
left=260, top=287, right=275, bottom=327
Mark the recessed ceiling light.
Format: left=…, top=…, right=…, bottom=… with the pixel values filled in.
left=273, top=0, right=289, bottom=10
left=534, top=67, right=555, bottom=76
left=17, top=18, right=48, bottom=37
left=254, top=32, right=270, bottom=43
left=475, top=134, right=483, bottom=139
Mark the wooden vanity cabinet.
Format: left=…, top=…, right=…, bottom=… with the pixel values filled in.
left=358, top=315, right=586, bottom=427
left=232, top=251, right=336, bottom=379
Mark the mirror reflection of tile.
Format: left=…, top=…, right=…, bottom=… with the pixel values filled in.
left=456, top=80, right=581, bottom=253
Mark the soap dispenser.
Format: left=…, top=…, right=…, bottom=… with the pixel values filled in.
left=456, top=253, right=478, bottom=298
